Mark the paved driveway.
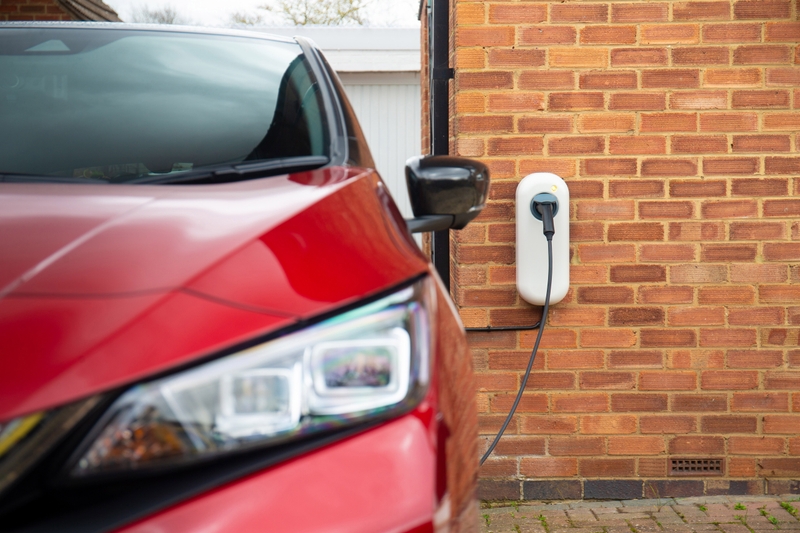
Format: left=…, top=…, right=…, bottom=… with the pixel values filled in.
left=480, top=495, right=800, bottom=533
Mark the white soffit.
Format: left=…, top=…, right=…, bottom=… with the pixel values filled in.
left=251, top=27, right=420, bottom=73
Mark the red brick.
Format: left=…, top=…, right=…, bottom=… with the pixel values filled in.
left=670, top=90, right=727, bottom=110
left=669, top=436, right=725, bottom=454
left=763, top=113, right=800, bottom=130
left=705, top=67, right=762, bottom=86
left=610, top=265, right=666, bottom=283
left=579, top=371, right=636, bottom=389
left=479, top=457, right=517, bottom=477
left=457, top=115, right=513, bottom=134
left=579, top=328, right=637, bottom=349
left=734, top=0, right=791, bottom=19
left=641, top=113, right=697, bottom=132
left=570, top=265, right=607, bottom=284
left=580, top=245, right=638, bottom=266
left=733, top=90, right=791, bottom=109
left=609, top=180, right=664, bottom=198
left=700, top=243, right=757, bottom=261
left=521, top=415, right=579, bottom=434
left=765, top=372, right=800, bottom=390
left=640, top=371, right=697, bottom=390
left=638, top=457, right=668, bottom=478
left=668, top=306, right=726, bottom=325
left=641, top=329, right=697, bottom=347
left=608, top=350, right=663, bottom=369
left=490, top=393, right=548, bottom=413
left=476, top=372, right=518, bottom=392
left=583, top=115, right=635, bottom=135
left=642, top=69, right=700, bottom=88
left=703, top=416, right=758, bottom=433
left=732, top=393, right=789, bottom=412
left=488, top=4, right=546, bottom=23
left=766, top=156, right=800, bottom=174
left=674, top=1, right=731, bottom=20
left=703, top=23, right=762, bottom=42
left=733, top=135, right=791, bottom=152
left=519, top=25, right=577, bottom=45
left=456, top=245, right=515, bottom=264
left=611, top=3, right=668, bottom=22
left=766, top=67, right=800, bottom=85
left=457, top=26, right=515, bottom=47
left=551, top=3, right=608, bottom=22
left=640, top=416, right=696, bottom=434
left=641, top=244, right=696, bottom=262
left=642, top=25, right=700, bottom=44
left=526, top=372, right=576, bottom=390
left=670, top=180, right=726, bottom=197
left=764, top=243, right=800, bottom=260
left=521, top=329, right=577, bottom=349
left=734, top=45, right=792, bottom=64
left=764, top=199, right=800, bottom=217
left=549, top=92, right=604, bottom=111
left=607, top=222, right=664, bottom=241
left=673, top=394, right=728, bottom=411
left=611, top=47, right=668, bottom=66
left=582, top=158, right=637, bottom=177
left=702, top=370, right=759, bottom=389
left=578, top=286, right=634, bottom=305
left=549, top=136, right=604, bottom=155
left=549, top=48, right=609, bottom=68
left=580, top=458, right=635, bottom=477
left=581, top=415, right=637, bottom=435
left=766, top=22, right=800, bottom=42
left=576, top=201, right=635, bottom=221
left=518, top=116, right=573, bottom=133
left=579, top=71, right=637, bottom=90
left=547, top=350, right=604, bottom=370
left=520, top=158, right=577, bottom=178
left=702, top=200, right=758, bottom=219
left=642, top=158, right=699, bottom=177
left=700, top=112, right=758, bottom=132
left=729, top=308, right=785, bottom=326
left=762, top=328, right=800, bottom=347
left=607, top=308, right=664, bottom=326
left=519, top=457, right=577, bottom=477
left=758, top=458, right=800, bottom=477
left=671, top=135, right=729, bottom=154
left=580, top=25, right=636, bottom=45
left=552, top=393, right=609, bottom=413
left=732, top=178, right=788, bottom=196
left=730, top=436, right=785, bottom=454
left=764, top=415, right=800, bottom=434
left=669, top=222, right=725, bottom=241
left=609, top=92, right=666, bottom=111
left=640, top=201, right=694, bottom=218
left=704, top=157, right=759, bottom=175
left=570, top=222, right=605, bottom=242
left=488, top=137, right=543, bottom=156
left=611, top=393, right=668, bottom=412
left=459, top=71, right=513, bottom=90
left=609, top=136, right=666, bottom=155
left=487, top=49, right=546, bottom=69
left=699, top=286, right=755, bottom=304
left=639, top=286, right=694, bottom=304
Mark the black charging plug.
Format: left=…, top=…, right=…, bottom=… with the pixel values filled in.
left=531, top=192, right=558, bottom=241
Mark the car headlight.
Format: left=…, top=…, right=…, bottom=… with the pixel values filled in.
left=70, top=278, right=434, bottom=477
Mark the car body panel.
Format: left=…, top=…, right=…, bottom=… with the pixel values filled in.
left=0, top=168, right=428, bottom=420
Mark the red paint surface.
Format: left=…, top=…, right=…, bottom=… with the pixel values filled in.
left=116, top=414, right=437, bottom=533
left=0, top=168, right=427, bottom=419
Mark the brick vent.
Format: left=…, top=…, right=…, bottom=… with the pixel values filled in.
left=670, top=458, right=724, bottom=476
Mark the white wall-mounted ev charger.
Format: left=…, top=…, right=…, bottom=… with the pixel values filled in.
left=516, top=172, right=570, bottom=306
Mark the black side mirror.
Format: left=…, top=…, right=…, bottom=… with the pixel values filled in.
left=404, top=155, right=489, bottom=233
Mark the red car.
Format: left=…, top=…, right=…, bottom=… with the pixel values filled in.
left=0, top=24, right=488, bottom=533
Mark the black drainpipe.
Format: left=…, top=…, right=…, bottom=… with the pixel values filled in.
left=428, top=0, right=454, bottom=290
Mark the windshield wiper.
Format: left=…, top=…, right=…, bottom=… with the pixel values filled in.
left=129, top=156, right=331, bottom=185
left=0, top=172, right=104, bottom=184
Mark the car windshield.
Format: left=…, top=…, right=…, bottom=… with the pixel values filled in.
left=0, top=28, right=330, bottom=183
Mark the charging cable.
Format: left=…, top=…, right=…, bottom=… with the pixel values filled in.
left=480, top=194, right=557, bottom=466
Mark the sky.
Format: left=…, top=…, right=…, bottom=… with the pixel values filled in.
left=104, top=0, right=422, bottom=28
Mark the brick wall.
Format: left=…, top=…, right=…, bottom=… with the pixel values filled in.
left=0, top=0, right=72, bottom=21
left=448, top=0, right=800, bottom=500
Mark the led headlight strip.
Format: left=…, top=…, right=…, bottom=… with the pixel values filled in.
left=70, top=277, right=433, bottom=477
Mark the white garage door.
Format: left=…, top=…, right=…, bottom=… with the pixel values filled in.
left=339, top=71, right=421, bottom=221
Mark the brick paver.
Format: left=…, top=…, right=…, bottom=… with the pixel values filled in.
left=480, top=496, right=800, bottom=533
